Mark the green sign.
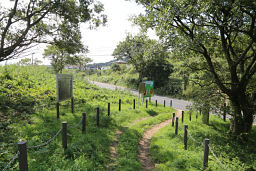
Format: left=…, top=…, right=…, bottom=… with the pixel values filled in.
left=56, top=74, right=73, bottom=102
left=143, top=81, right=154, bottom=98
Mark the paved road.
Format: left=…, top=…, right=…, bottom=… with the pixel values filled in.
left=88, top=80, right=192, bottom=111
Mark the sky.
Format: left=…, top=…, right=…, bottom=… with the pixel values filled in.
left=1, top=0, right=156, bottom=65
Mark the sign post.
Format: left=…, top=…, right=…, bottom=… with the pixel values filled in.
left=138, top=81, right=154, bottom=107
left=56, top=74, right=73, bottom=118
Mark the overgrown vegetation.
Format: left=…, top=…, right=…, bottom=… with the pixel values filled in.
left=0, top=65, right=173, bottom=170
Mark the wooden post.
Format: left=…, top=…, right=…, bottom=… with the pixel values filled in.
left=196, top=113, right=198, bottom=120
left=172, top=113, right=175, bottom=127
left=82, top=113, right=86, bottom=133
left=184, top=125, right=188, bottom=150
left=18, top=141, right=28, bottom=171
left=164, top=100, right=165, bottom=107
left=71, top=97, right=74, bottom=113
left=199, top=108, right=202, bottom=115
left=182, top=111, right=184, bottom=123
left=133, top=99, right=135, bottom=109
left=62, top=122, right=67, bottom=149
left=189, top=112, right=192, bottom=121
left=119, top=99, right=121, bottom=111
left=203, top=138, right=210, bottom=170
left=97, top=107, right=100, bottom=127
left=223, top=103, right=226, bottom=122
left=56, top=102, right=60, bottom=119
left=175, top=118, right=179, bottom=135
left=155, top=100, right=157, bottom=107
left=170, top=100, right=172, bottom=107
left=108, top=103, right=110, bottom=116
left=146, top=99, right=148, bottom=108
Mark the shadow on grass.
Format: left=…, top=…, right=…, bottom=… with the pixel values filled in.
left=146, top=109, right=158, bottom=116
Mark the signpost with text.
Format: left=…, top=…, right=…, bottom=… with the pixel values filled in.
left=56, top=74, right=73, bottom=118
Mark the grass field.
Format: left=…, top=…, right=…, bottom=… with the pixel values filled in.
left=1, top=65, right=255, bottom=170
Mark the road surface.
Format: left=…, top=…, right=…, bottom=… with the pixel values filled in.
left=88, top=80, right=192, bottom=111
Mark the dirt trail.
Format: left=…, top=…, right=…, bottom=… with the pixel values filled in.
left=107, top=116, right=154, bottom=170
left=138, top=109, right=182, bottom=171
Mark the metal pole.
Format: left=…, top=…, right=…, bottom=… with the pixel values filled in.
left=18, top=141, right=28, bottom=171
left=97, top=107, right=100, bottom=127
left=175, top=118, right=179, bottom=135
left=184, top=125, right=188, bottom=150
left=172, top=113, right=175, bottom=127
left=71, top=97, right=74, bottom=113
left=56, top=102, right=60, bottom=119
left=62, top=122, right=67, bottom=149
left=82, top=113, right=86, bottom=133
left=133, top=99, right=135, bottom=109
left=182, top=111, right=184, bottom=123
left=108, top=103, right=110, bottom=116
left=203, top=139, right=210, bottom=170
left=119, top=99, right=121, bottom=111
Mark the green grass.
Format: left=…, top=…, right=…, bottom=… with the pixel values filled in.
left=0, top=65, right=175, bottom=170
left=150, top=112, right=256, bottom=171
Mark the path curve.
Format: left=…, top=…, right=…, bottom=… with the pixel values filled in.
left=88, top=80, right=192, bottom=111
left=138, top=109, right=182, bottom=170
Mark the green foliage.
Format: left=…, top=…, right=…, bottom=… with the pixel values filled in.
left=111, top=63, right=121, bottom=72
left=150, top=112, right=256, bottom=170
left=0, top=0, right=107, bottom=61
left=0, top=65, right=174, bottom=170
left=134, top=0, right=256, bottom=136
left=113, top=33, right=173, bottom=86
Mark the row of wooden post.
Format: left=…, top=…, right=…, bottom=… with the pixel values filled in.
left=172, top=111, right=209, bottom=170
left=18, top=112, right=87, bottom=171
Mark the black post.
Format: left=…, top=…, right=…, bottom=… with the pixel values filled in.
left=184, top=125, right=188, bottom=150
left=82, top=113, right=86, bottom=133
left=199, top=108, right=202, bottom=115
left=119, top=99, right=121, bottom=111
left=133, top=99, right=135, bottom=109
left=155, top=100, right=157, bottom=107
left=189, top=112, right=192, bottom=121
left=108, top=103, right=110, bottom=116
left=57, top=102, right=60, bottom=119
left=172, top=113, right=175, bottom=127
left=62, top=122, right=67, bottom=149
left=175, top=118, right=179, bottom=135
left=196, top=112, right=198, bottom=120
left=71, top=97, right=74, bottom=113
left=146, top=99, right=148, bottom=108
left=164, top=100, right=165, bottom=107
left=18, top=141, right=28, bottom=171
left=203, top=139, right=210, bottom=170
left=223, top=103, right=226, bottom=122
left=182, top=111, right=184, bottom=123
left=97, top=107, right=100, bottom=127
left=170, top=100, right=172, bottom=107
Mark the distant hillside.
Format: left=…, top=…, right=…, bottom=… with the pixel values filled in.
left=87, top=60, right=116, bottom=68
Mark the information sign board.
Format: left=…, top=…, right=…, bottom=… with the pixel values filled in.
left=139, top=82, right=146, bottom=94
left=56, top=74, right=73, bottom=102
left=143, top=81, right=154, bottom=97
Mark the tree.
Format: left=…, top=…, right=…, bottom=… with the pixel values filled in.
left=134, top=0, right=256, bottom=138
left=112, top=34, right=172, bottom=87
left=18, top=58, right=31, bottom=66
left=0, top=0, right=107, bottom=62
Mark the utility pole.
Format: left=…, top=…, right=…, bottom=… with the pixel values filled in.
left=31, top=52, right=35, bottom=65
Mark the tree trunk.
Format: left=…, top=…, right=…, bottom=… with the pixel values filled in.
left=229, top=93, right=254, bottom=138
left=202, top=105, right=210, bottom=125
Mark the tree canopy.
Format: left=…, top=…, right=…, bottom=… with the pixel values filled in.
left=112, top=34, right=172, bottom=87
left=0, top=0, right=107, bottom=62
left=134, top=0, right=256, bottom=137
